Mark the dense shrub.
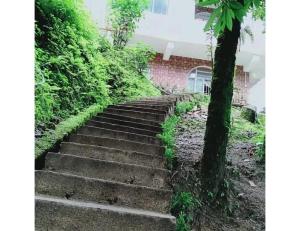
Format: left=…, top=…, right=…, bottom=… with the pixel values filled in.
left=35, top=0, right=160, bottom=136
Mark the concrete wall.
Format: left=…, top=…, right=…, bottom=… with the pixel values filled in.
left=248, top=78, right=265, bottom=112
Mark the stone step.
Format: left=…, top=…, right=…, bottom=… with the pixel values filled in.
left=99, top=112, right=161, bottom=127
left=77, top=126, right=162, bottom=146
left=109, top=105, right=167, bottom=115
left=35, top=195, right=176, bottom=231
left=125, top=100, right=175, bottom=106
left=93, top=115, right=162, bottom=133
left=86, top=120, right=157, bottom=137
left=120, top=103, right=171, bottom=111
left=45, top=153, right=170, bottom=189
left=68, top=134, right=164, bottom=156
left=36, top=171, right=172, bottom=213
left=60, top=142, right=165, bottom=168
left=104, top=108, right=165, bottom=122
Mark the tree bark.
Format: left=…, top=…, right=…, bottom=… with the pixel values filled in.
left=198, top=18, right=241, bottom=200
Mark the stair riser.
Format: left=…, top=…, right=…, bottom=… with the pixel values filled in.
left=77, top=126, right=162, bottom=146
left=105, top=108, right=165, bottom=122
left=45, top=153, right=170, bottom=189
left=36, top=171, right=172, bottom=213
left=120, top=104, right=171, bottom=111
left=86, top=120, right=157, bottom=137
left=100, top=113, right=161, bottom=126
left=93, top=116, right=162, bottom=133
left=35, top=198, right=176, bottom=231
left=60, top=143, right=165, bottom=168
left=68, top=134, right=164, bottom=156
left=109, top=105, right=168, bottom=115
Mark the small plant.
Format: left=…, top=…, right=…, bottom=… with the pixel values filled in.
left=255, top=135, right=265, bottom=162
left=109, top=0, right=149, bottom=49
left=176, top=212, right=191, bottom=231
left=157, top=115, right=180, bottom=168
left=172, top=192, right=196, bottom=214
left=172, top=192, right=199, bottom=231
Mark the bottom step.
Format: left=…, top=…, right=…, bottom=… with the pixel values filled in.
left=35, top=195, right=176, bottom=231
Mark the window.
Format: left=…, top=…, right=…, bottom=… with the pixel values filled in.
left=148, top=0, right=168, bottom=15
left=187, top=68, right=212, bottom=94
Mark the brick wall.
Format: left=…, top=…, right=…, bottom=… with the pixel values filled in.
left=149, top=53, right=249, bottom=105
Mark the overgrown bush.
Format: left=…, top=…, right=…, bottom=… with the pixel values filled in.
left=230, top=108, right=265, bottom=161
left=103, top=44, right=159, bottom=104
left=35, top=0, right=160, bottom=138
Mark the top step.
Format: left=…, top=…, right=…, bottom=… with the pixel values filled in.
left=109, top=105, right=167, bottom=115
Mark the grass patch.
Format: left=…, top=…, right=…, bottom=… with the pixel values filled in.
left=158, top=115, right=180, bottom=168
left=35, top=103, right=107, bottom=158
left=230, top=107, right=265, bottom=161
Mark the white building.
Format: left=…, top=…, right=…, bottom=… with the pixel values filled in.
left=84, top=0, right=265, bottom=112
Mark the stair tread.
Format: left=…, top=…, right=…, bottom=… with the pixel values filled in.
left=68, top=134, right=164, bottom=156
left=36, top=170, right=172, bottom=213
left=46, top=153, right=170, bottom=189
left=61, top=142, right=163, bottom=158
left=77, top=125, right=162, bottom=145
left=36, top=194, right=175, bottom=219
left=87, top=120, right=157, bottom=136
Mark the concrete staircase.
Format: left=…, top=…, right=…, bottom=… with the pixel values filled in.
left=35, top=95, right=191, bottom=231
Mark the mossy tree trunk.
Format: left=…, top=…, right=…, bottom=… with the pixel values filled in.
left=199, top=18, right=241, bottom=200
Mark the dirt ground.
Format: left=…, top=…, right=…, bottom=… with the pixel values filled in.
left=172, top=105, right=265, bottom=231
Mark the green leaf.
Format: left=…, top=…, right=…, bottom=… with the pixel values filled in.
left=204, top=6, right=222, bottom=31
left=234, top=8, right=246, bottom=22
left=225, top=7, right=234, bottom=31
left=228, top=8, right=235, bottom=19
left=229, top=1, right=243, bottom=10
left=226, top=13, right=233, bottom=31
left=198, top=0, right=219, bottom=7
left=253, top=0, right=261, bottom=8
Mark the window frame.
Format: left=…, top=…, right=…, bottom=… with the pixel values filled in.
left=187, top=67, right=212, bottom=94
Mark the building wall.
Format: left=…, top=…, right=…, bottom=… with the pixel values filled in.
left=248, top=78, right=265, bottom=112
left=150, top=54, right=249, bottom=104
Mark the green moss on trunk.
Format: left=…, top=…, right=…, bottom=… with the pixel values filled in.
left=199, top=18, right=241, bottom=200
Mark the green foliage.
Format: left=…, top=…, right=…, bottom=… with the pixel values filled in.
left=109, top=0, right=149, bottom=48
left=176, top=94, right=210, bottom=115
left=176, top=212, right=191, bottom=231
left=158, top=94, right=210, bottom=167
left=172, top=192, right=200, bottom=231
left=158, top=115, right=180, bottom=167
left=197, top=0, right=265, bottom=35
left=172, top=192, right=197, bottom=214
left=230, top=108, right=265, bottom=161
left=35, top=0, right=160, bottom=156
left=103, top=44, right=159, bottom=103
left=35, top=103, right=105, bottom=158
left=35, top=0, right=111, bottom=134
left=158, top=95, right=209, bottom=230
